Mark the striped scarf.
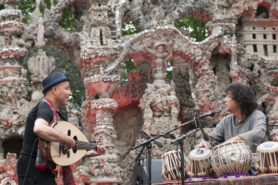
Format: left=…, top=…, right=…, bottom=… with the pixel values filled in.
left=35, top=98, right=75, bottom=185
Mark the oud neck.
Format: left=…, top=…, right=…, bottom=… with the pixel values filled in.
left=76, top=141, right=97, bottom=151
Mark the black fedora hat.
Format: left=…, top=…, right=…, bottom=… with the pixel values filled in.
left=42, top=72, right=69, bottom=93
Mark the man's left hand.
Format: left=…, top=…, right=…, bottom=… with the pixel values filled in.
left=85, top=145, right=106, bottom=157
left=225, top=136, right=242, bottom=144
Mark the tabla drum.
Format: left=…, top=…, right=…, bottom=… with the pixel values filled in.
left=255, top=141, right=278, bottom=173
left=161, top=150, right=186, bottom=180
left=187, top=148, right=213, bottom=177
left=211, top=141, right=252, bottom=176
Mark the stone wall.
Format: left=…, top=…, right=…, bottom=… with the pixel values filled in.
left=0, top=0, right=278, bottom=184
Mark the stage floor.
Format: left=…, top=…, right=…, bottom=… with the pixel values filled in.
left=156, top=173, right=278, bottom=185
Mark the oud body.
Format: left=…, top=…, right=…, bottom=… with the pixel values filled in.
left=40, top=121, right=97, bottom=166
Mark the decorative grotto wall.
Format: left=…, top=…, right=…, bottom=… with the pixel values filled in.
left=0, top=0, right=278, bottom=184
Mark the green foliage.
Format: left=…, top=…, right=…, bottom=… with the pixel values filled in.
left=18, top=0, right=75, bottom=31
left=125, top=59, right=138, bottom=72
left=166, top=60, right=173, bottom=80
left=23, top=46, right=85, bottom=110
left=59, top=6, right=76, bottom=32
left=39, top=2, right=44, bottom=15
left=18, top=0, right=51, bottom=22
left=122, top=21, right=141, bottom=36
left=46, top=47, right=84, bottom=110
left=121, top=59, right=138, bottom=84
left=18, top=0, right=36, bottom=23
left=38, top=0, right=52, bottom=15
left=44, top=0, right=51, bottom=10
left=0, top=4, right=4, bottom=10
left=174, top=16, right=208, bottom=42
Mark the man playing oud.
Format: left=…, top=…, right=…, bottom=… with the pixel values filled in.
left=17, top=72, right=105, bottom=185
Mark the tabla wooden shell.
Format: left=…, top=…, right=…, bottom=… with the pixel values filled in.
left=187, top=148, right=213, bottom=177
left=255, top=141, right=278, bottom=173
left=211, top=141, right=252, bottom=176
left=161, top=150, right=187, bottom=180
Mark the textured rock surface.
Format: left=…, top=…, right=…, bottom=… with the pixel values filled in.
left=0, top=0, right=278, bottom=184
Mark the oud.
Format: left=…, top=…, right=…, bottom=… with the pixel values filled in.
left=40, top=121, right=98, bottom=166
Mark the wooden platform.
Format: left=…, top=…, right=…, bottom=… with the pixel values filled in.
left=155, top=173, right=278, bottom=185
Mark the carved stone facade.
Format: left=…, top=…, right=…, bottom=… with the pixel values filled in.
left=0, top=0, right=278, bottom=184
left=90, top=98, right=122, bottom=183
left=0, top=0, right=29, bottom=184
left=27, top=49, right=55, bottom=82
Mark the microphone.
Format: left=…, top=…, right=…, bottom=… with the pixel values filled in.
left=197, top=111, right=215, bottom=119
left=140, top=131, right=164, bottom=148
left=195, top=111, right=215, bottom=141
left=202, top=130, right=210, bottom=141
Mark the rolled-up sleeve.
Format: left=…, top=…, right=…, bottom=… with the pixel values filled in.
left=238, top=111, right=266, bottom=150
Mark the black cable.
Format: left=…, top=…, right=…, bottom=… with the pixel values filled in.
left=196, top=117, right=222, bottom=144
left=195, top=117, right=210, bottom=141
left=193, top=116, right=198, bottom=128
left=22, top=137, right=39, bottom=185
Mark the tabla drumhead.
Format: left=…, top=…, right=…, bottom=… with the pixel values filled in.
left=189, top=148, right=212, bottom=160
left=257, top=141, right=278, bottom=152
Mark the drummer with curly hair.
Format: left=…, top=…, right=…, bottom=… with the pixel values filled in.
left=195, top=83, right=266, bottom=175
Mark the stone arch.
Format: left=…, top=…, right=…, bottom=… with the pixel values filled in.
left=113, top=0, right=130, bottom=37
left=209, top=51, right=231, bottom=99
left=178, top=6, right=212, bottom=22
left=1, top=136, right=22, bottom=159
left=255, top=1, right=271, bottom=18
left=121, top=8, right=141, bottom=27
left=106, top=27, right=221, bottom=117
left=113, top=55, right=151, bottom=104
left=0, top=177, right=17, bottom=185
left=25, top=45, right=85, bottom=107
left=107, top=27, right=204, bottom=72
left=171, top=51, right=196, bottom=121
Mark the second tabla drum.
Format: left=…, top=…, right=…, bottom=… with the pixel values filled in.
left=211, top=140, right=252, bottom=176
left=255, top=141, right=278, bottom=173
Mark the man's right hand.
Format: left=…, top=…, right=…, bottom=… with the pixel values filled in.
left=195, top=140, right=211, bottom=150
left=63, top=136, right=76, bottom=150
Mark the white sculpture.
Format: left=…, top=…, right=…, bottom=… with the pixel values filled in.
left=35, top=16, right=46, bottom=48
left=139, top=80, right=180, bottom=136
left=146, top=42, right=172, bottom=76
left=27, top=49, right=55, bottom=82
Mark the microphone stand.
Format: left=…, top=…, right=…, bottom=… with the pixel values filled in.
left=147, top=142, right=152, bottom=185
left=131, top=115, right=209, bottom=185
left=171, top=118, right=201, bottom=185
left=131, top=145, right=146, bottom=185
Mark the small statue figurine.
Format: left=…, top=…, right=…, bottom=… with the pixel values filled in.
left=139, top=80, right=180, bottom=136
left=27, top=49, right=55, bottom=82
left=35, top=16, right=46, bottom=48
left=146, top=42, right=172, bottom=76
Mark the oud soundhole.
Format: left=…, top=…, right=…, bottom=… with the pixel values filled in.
left=61, top=143, right=67, bottom=155
left=68, top=129, right=71, bottom=136
left=73, top=136, right=78, bottom=153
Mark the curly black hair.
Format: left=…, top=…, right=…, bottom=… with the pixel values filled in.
left=225, top=83, right=258, bottom=117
